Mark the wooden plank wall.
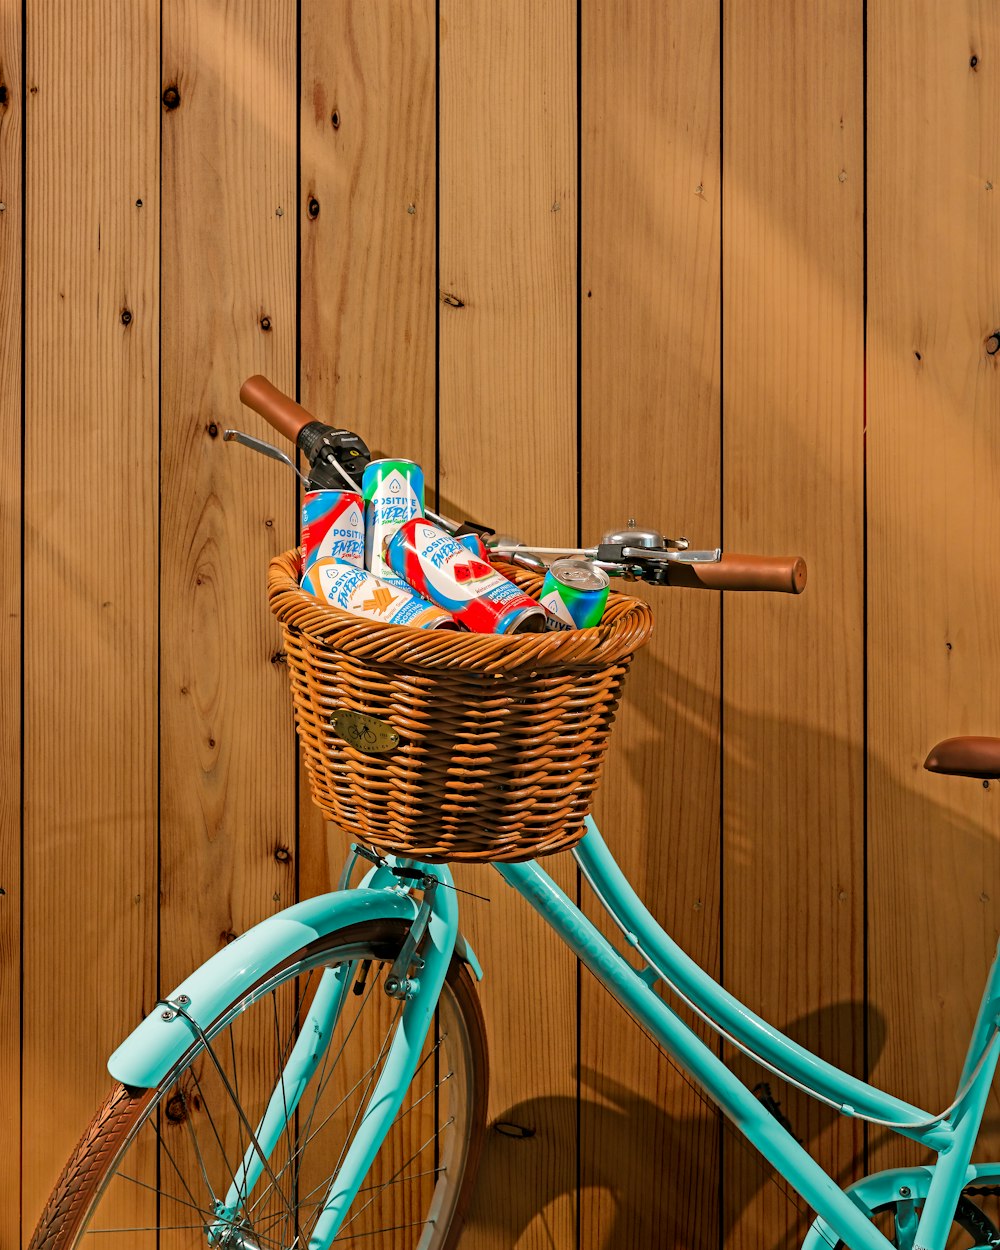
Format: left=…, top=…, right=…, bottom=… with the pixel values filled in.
left=722, top=4, right=865, bottom=1248
left=868, top=0, right=1000, bottom=1182
left=5, top=2, right=1000, bottom=1248
left=0, top=2, right=21, bottom=1243
left=21, top=1, right=160, bottom=1234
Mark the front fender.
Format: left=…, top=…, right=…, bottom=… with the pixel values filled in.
left=108, top=887, right=421, bottom=1088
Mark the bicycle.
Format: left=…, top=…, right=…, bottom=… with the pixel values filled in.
left=28, top=380, right=1000, bottom=1250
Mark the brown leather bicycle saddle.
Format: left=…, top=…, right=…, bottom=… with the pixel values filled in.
left=924, top=736, right=1000, bottom=780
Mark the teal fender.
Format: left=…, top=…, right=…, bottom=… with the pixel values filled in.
left=108, top=885, right=480, bottom=1089
left=801, top=1164, right=1000, bottom=1249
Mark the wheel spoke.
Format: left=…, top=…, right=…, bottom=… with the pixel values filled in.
left=245, top=1044, right=390, bottom=1222
left=333, top=1119, right=455, bottom=1237
left=299, top=1004, right=404, bottom=1247
left=152, top=1117, right=209, bottom=1218
left=294, top=965, right=381, bottom=1158
left=107, top=1171, right=209, bottom=1218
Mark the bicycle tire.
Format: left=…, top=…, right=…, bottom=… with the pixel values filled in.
left=29, top=918, right=488, bottom=1250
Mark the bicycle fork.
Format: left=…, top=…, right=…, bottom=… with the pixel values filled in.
left=208, top=864, right=459, bottom=1250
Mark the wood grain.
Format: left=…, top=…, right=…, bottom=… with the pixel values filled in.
left=721, top=0, right=865, bottom=1245
left=299, top=0, right=437, bottom=899
left=21, top=0, right=159, bottom=1229
left=0, top=1, right=20, bottom=1239
left=437, top=3, right=578, bottom=1245
left=579, top=1, right=723, bottom=1246
left=13, top=4, right=1000, bottom=1245
left=159, top=0, right=297, bottom=1014
left=868, top=0, right=1000, bottom=1173
left=297, top=10, right=439, bottom=1231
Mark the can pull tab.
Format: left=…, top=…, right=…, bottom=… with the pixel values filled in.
left=223, top=429, right=310, bottom=486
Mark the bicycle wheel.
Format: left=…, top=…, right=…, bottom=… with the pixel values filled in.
left=828, top=1192, right=1000, bottom=1248
left=30, top=918, right=488, bottom=1250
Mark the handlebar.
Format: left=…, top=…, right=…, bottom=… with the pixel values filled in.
left=236, top=373, right=807, bottom=594
left=240, top=375, right=316, bottom=443
left=663, top=553, right=807, bottom=594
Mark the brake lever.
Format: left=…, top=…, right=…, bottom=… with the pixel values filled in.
left=224, top=427, right=495, bottom=543
left=599, top=544, right=722, bottom=566
left=490, top=540, right=722, bottom=583
left=223, top=429, right=310, bottom=485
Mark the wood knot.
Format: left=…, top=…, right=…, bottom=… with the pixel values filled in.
left=307, top=195, right=320, bottom=220
left=162, top=85, right=181, bottom=110
left=164, top=1093, right=189, bottom=1123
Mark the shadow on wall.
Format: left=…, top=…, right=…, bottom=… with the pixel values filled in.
left=620, top=644, right=1000, bottom=1108
left=459, top=638, right=1000, bottom=1249
left=464, top=1003, right=884, bottom=1250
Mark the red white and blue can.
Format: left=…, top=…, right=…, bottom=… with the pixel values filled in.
left=539, top=558, right=610, bottom=629
left=301, top=558, right=458, bottom=630
left=385, top=519, right=546, bottom=635
left=362, top=458, right=425, bottom=584
left=301, top=490, right=365, bottom=574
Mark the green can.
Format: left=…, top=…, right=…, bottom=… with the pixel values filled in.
left=539, top=557, right=610, bottom=630
left=360, top=457, right=425, bottom=582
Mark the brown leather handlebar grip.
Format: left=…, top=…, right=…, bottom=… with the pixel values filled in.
left=666, top=554, right=807, bottom=594
left=240, top=374, right=317, bottom=444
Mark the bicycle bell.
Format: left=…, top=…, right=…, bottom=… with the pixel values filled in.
left=600, top=520, right=689, bottom=551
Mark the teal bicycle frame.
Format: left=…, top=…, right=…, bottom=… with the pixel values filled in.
left=495, top=816, right=1000, bottom=1250
left=108, top=816, right=1000, bottom=1250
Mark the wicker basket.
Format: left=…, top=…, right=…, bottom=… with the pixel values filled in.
left=268, top=548, right=654, bottom=862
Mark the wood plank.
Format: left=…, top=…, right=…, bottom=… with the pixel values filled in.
left=868, top=0, right=1000, bottom=1176
left=296, top=11, right=440, bottom=1236
left=722, top=0, right=865, bottom=1244
left=21, top=0, right=159, bottom=1229
left=159, top=0, right=297, bottom=1024
left=299, top=0, right=437, bottom=900
left=579, top=0, right=722, bottom=1245
left=158, top=11, right=298, bottom=1238
left=437, top=3, right=578, bottom=1245
left=0, top=4, right=20, bottom=1241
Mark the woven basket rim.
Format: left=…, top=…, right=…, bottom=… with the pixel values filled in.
left=268, top=547, right=654, bottom=672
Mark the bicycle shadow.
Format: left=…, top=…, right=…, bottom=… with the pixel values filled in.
left=460, top=643, right=1000, bottom=1248
left=615, top=648, right=1000, bottom=1090
left=585, top=647, right=1000, bottom=1246
left=462, top=1002, right=885, bottom=1249
left=465, top=1010, right=1000, bottom=1245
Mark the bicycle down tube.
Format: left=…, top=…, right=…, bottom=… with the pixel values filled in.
left=492, top=817, right=1000, bottom=1250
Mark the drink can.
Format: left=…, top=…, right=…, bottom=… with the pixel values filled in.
left=301, top=490, right=365, bottom=574
left=301, top=558, right=459, bottom=630
left=456, top=531, right=491, bottom=561
left=362, top=458, right=425, bottom=581
left=385, top=519, right=547, bottom=635
left=539, top=558, right=610, bottom=629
